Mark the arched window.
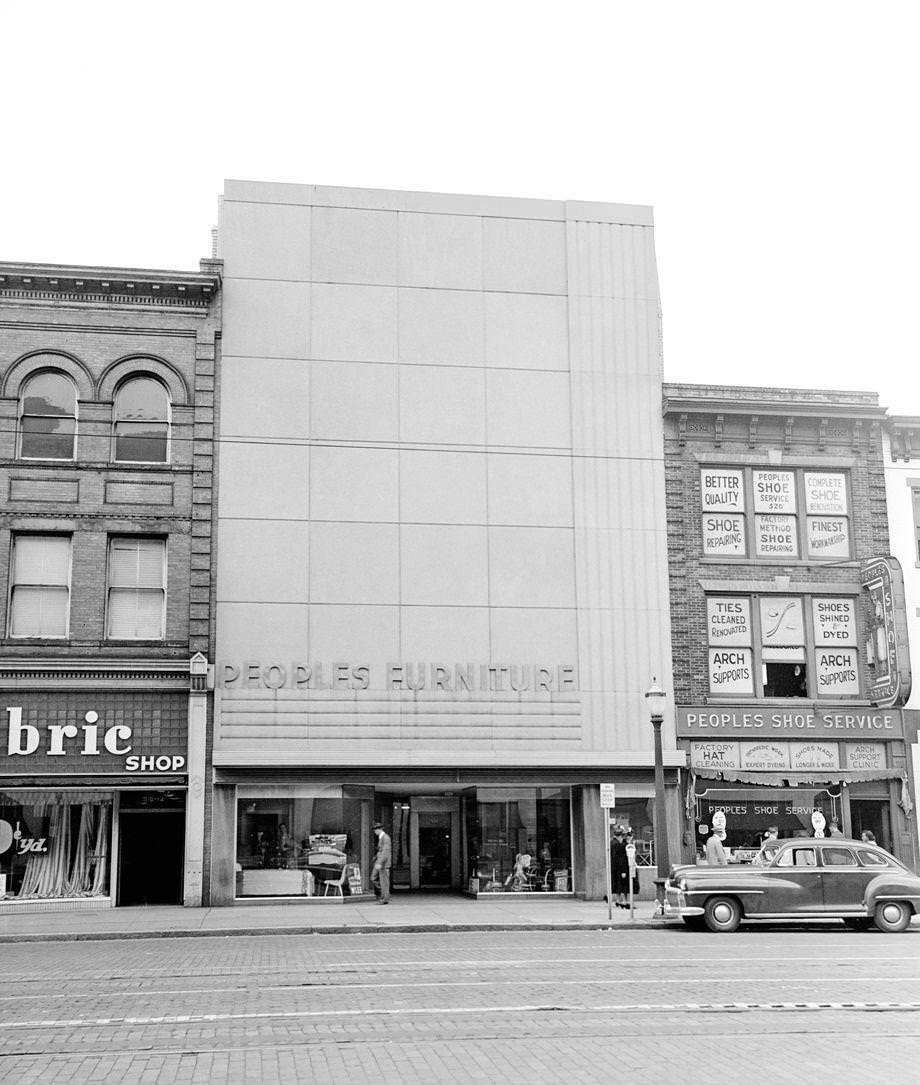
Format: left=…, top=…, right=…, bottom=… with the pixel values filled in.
left=19, top=370, right=77, bottom=459
left=113, top=376, right=170, bottom=463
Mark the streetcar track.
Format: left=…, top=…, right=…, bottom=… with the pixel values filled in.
left=2, top=999, right=920, bottom=1034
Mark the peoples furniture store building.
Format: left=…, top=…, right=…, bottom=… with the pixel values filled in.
left=209, top=180, right=681, bottom=904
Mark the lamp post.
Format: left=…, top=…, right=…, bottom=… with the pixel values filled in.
left=645, top=678, right=670, bottom=917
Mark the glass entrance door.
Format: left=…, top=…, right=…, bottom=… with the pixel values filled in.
left=417, top=811, right=452, bottom=888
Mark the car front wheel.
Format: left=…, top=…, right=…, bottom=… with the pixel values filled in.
left=874, top=900, right=912, bottom=933
left=703, top=896, right=741, bottom=933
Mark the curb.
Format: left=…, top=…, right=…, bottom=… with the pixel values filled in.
left=0, top=920, right=663, bottom=944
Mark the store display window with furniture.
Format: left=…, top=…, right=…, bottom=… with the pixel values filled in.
left=464, top=786, right=572, bottom=894
left=234, top=785, right=372, bottom=898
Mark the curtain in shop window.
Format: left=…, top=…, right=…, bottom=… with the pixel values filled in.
left=66, top=803, right=96, bottom=895
left=18, top=803, right=71, bottom=897
left=90, top=805, right=110, bottom=895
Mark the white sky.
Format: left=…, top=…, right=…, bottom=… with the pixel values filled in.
left=4, top=2, right=918, bottom=411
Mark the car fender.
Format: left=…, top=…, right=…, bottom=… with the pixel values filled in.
left=865, top=873, right=920, bottom=913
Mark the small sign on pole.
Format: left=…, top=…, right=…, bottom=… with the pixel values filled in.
left=600, top=783, right=617, bottom=809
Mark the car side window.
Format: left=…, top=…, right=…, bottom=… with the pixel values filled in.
left=777, top=847, right=817, bottom=867
left=857, top=849, right=889, bottom=868
left=822, top=847, right=857, bottom=867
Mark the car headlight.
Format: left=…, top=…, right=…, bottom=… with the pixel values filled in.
left=677, top=878, right=688, bottom=892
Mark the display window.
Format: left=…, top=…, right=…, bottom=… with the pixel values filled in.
left=464, top=787, right=571, bottom=893
left=235, top=786, right=372, bottom=898
left=693, top=786, right=839, bottom=862
left=0, top=791, right=112, bottom=900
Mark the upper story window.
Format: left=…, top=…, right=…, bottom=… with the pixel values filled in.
left=8, top=534, right=71, bottom=638
left=106, top=536, right=166, bottom=639
left=113, top=377, right=170, bottom=463
left=707, top=592, right=860, bottom=699
left=19, top=370, right=77, bottom=460
left=701, top=468, right=851, bottom=562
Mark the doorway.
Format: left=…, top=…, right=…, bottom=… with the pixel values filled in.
left=118, top=809, right=185, bottom=905
left=375, top=794, right=460, bottom=891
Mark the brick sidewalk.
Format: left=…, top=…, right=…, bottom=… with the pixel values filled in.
left=0, top=893, right=661, bottom=943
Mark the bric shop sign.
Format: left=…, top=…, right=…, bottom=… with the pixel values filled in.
left=2, top=707, right=186, bottom=773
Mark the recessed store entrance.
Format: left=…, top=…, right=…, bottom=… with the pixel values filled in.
left=376, top=794, right=460, bottom=892
left=117, top=791, right=185, bottom=906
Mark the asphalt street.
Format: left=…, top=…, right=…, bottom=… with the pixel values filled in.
left=2, top=927, right=919, bottom=1084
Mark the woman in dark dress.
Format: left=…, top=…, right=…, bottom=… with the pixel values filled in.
left=610, top=829, right=629, bottom=907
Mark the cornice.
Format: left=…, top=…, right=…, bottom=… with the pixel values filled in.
left=0, top=657, right=196, bottom=690
left=0, top=260, right=221, bottom=310
left=663, top=382, right=885, bottom=422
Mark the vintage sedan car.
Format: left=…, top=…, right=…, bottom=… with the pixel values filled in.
left=664, top=837, right=920, bottom=933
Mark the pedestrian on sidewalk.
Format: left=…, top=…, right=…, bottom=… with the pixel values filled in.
left=372, top=821, right=392, bottom=904
left=610, top=827, right=629, bottom=907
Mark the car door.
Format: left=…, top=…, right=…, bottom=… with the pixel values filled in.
left=819, top=845, right=875, bottom=914
left=756, top=844, right=824, bottom=915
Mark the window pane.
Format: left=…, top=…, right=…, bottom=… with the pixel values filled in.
left=22, top=372, right=75, bottom=415
left=115, top=377, right=168, bottom=420
left=109, top=538, right=165, bottom=588
left=107, top=588, right=164, bottom=638
left=14, top=536, right=70, bottom=585
left=114, top=422, right=168, bottom=463
left=20, top=417, right=76, bottom=459
left=10, top=586, right=68, bottom=637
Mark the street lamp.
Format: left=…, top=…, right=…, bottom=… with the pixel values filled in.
left=645, top=678, right=670, bottom=916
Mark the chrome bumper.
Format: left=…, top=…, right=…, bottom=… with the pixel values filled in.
left=665, top=886, right=704, bottom=917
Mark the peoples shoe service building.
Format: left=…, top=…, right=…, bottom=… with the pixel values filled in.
left=208, top=181, right=680, bottom=903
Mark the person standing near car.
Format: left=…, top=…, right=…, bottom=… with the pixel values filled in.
left=705, top=830, right=728, bottom=866
left=372, top=821, right=392, bottom=904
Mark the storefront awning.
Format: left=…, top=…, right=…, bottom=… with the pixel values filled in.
left=692, top=768, right=901, bottom=786
left=689, top=768, right=913, bottom=817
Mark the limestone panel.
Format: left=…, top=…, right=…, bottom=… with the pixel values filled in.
left=220, top=200, right=311, bottom=280
left=308, top=604, right=399, bottom=669
left=399, top=365, right=486, bottom=446
left=397, top=288, right=484, bottom=366
left=216, top=602, right=309, bottom=662
left=485, top=292, right=569, bottom=370
left=310, top=360, right=398, bottom=443
left=397, top=212, right=483, bottom=290
left=310, top=446, right=398, bottom=523
left=400, top=525, right=488, bottom=606
left=483, top=216, right=567, bottom=294
left=310, top=522, right=399, bottom=604
left=218, top=520, right=309, bottom=603
left=311, top=283, right=397, bottom=362
left=487, top=453, right=573, bottom=527
left=218, top=442, right=308, bottom=520
left=311, top=206, right=398, bottom=285
left=490, top=606, right=578, bottom=661
left=486, top=370, right=571, bottom=448
left=399, top=449, right=487, bottom=525
left=489, top=526, right=576, bottom=607
left=222, top=278, right=310, bottom=359
left=220, top=356, right=309, bottom=440
left=400, top=605, right=491, bottom=661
